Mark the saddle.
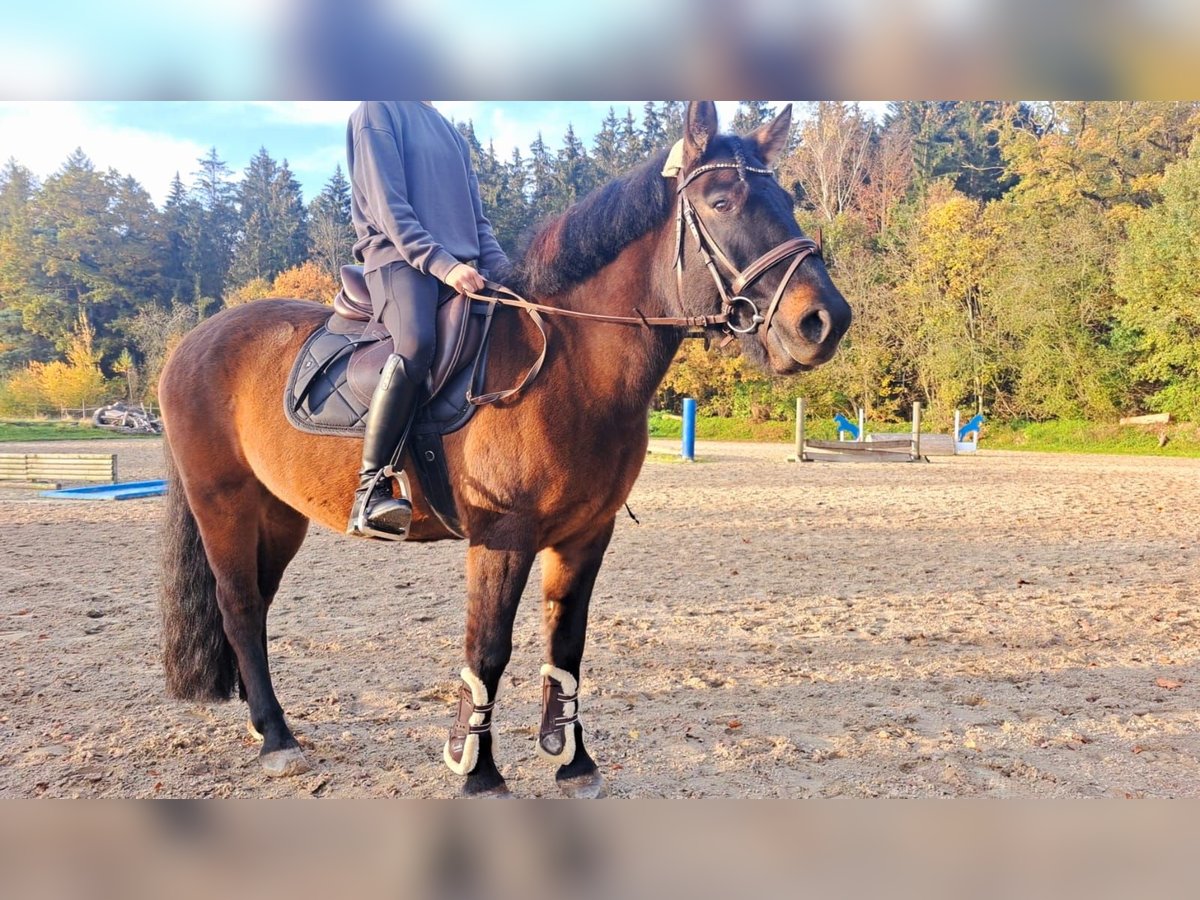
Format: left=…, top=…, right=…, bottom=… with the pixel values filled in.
left=285, top=265, right=498, bottom=536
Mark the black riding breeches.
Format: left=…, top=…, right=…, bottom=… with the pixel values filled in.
left=365, top=261, right=440, bottom=382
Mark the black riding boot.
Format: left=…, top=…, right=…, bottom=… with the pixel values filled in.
left=347, top=354, right=422, bottom=540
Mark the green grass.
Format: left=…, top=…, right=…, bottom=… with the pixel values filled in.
left=0, top=419, right=158, bottom=442
left=983, top=419, right=1200, bottom=458
left=648, top=410, right=1200, bottom=458
left=648, top=410, right=795, bottom=443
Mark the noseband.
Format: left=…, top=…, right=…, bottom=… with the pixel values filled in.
left=674, top=150, right=822, bottom=339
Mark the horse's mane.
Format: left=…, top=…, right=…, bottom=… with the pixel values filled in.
left=506, top=148, right=674, bottom=299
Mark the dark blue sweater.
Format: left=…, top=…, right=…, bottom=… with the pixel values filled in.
left=346, top=101, right=508, bottom=280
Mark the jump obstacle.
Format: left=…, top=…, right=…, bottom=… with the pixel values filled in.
left=788, top=400, right=984, bottom=462
left=0, top=451, right=166, bottom=499
left=0, top=452, right=117, bottom=489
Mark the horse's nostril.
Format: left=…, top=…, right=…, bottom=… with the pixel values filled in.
left=799, top=308, right=832, bottom=345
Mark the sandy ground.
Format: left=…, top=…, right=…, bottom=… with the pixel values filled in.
left=1, top=436, right=1198, bottom=798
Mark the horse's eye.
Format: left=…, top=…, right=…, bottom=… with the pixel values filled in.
left=712, top=198, right=732, bottom=213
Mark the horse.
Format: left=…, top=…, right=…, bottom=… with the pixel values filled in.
left=158, top=101, right=852, bottom=797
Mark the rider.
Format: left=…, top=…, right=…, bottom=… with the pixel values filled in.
left=345, top=101, right=509, bottom=539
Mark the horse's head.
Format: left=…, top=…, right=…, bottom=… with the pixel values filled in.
left=672, top=101, right=851, bottom=374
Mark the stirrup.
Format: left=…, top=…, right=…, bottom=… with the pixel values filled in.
left=348, top=468, right=412, bottom=541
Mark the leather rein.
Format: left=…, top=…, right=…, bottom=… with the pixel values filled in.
left=462, top=155, right=822, bottom=406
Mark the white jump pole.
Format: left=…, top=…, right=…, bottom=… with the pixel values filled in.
left=793, top=397, right=806, bottom=462
left=912, top=401, right=922, bottom=460
left=857, top=406, right=866, bottom=443
left=953, top=409, right=961, bottom=456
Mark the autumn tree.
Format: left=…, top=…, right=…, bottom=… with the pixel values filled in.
left=781, top=102, right=873, bottom=221
left=271, top=261, right=338, bottom=303
left=1114, top=146, right=1200, bottom=419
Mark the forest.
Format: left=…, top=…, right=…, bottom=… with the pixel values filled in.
left=1, top=101, right=1198, bottom=429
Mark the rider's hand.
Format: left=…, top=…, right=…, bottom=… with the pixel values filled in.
left=445, top=264, right=485, bottom=295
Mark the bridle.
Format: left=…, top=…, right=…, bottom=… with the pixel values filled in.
left=462, top=145, right=823, bottom=405
left=673, top=143, right=823, bottom=340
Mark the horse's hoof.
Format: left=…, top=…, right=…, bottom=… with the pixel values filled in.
left=462, top=783, right=514, bottom=799
left=259, top=747, right=311, bottom=778
left=557, top=771, right=607, bottom=799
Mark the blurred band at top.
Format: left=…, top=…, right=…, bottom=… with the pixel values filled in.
left=1, top=0, right=1199, bottom=99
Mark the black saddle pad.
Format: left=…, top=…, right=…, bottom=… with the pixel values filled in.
left=284, top=324, right=492, bottom=439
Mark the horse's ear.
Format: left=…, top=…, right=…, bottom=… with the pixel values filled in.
left=683, top=101, right=719, bottom=167
left=747, top=103, right=792, bottom=166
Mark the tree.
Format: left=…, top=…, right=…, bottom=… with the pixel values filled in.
left=858, top=122, right=914, bottom=233
left=527, top=132, right=558, bottom=222
left=889, top=101, right=1025, bottom=202
left=1114, top=147, right=1200, bottom=419
left=308, top=165, right=354, bottom=278
left=781, top=102, right=873, bottom=221
left=231, top=147, right=279, bottom=285
left=125, top=301, right=200, bottom=400
left=34, top=312, right=111, bottom=415
left=731, top=101, right=774, bottom=134
left=0, top=158, right=47, bottom=369
left=268, top=160, right=308, bottom=275
left=488, top=147, right=531, bottom=256
left=161, top=172, right=195, bottom=303
left=189, top=147, right=238, bottom=304
left=554, top=124, right=596, bottom=207
left=223, top=277, right=273, bottom=307
left=592, top=107, right=623, bottom=183
left=618, top=107, right=643, bottom=170
left=271, top=261, right=338, bottom=303
left=641, top=102, right=669, bottom=153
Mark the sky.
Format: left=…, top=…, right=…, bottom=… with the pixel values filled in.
left=0, top=101, right=888, bottom=207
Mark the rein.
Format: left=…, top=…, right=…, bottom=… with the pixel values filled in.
left=462, top=152, right=821, bottom=406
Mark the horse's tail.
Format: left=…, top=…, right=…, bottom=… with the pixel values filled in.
left=159, top=438, right=237, bottom=701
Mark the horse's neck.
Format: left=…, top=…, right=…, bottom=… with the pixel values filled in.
left=552, top=231, right=683, bottom=413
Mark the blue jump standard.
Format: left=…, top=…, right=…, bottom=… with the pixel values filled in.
left=40, top=480, right=168, bottom=501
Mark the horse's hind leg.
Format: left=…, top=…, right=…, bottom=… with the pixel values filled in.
left=193, top=481, right=310, bottom=777
left=537, top=519, right=615, bottom=799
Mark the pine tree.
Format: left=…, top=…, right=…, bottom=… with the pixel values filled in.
left=731, top=101, right=775, bottom=134
left=618, top=107, right=644, bottom=169
left=658, top=102, right=686, bottom=142
left=231, top=147, right=278, bottom=285
left=489, top=146, right=531, bottom=255
left=269, top=160, right=308, bottom=276
left=528, top=132, right=559, bottom=222
left=642, top=101, right=668, bottom=152
left=161, top=173, right=194, bottom=302
left=554, top=124, right=596, bottom=207
left=592, top=107, right=622, bottom=182
left=189, top=147, right=238, bottom=307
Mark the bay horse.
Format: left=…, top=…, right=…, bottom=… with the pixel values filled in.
left=158, top=101, right=851, bottom=797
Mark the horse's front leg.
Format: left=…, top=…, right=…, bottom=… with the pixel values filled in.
left=537, top=518, right=615, bottom=798
left=445, top=534, right=535, bottom=797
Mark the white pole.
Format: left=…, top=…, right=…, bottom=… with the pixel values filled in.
left=912, top=402, right=922, bottom=460
left=857, top=406, right=866, bottom=443
left=794, top=397, right=805, bottom=461
left=953, top=410, right=961, bottom=456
